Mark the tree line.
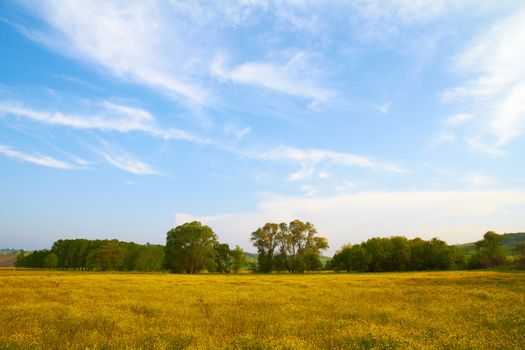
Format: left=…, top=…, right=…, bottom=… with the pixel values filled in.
left=329, top=236, right=465, bottom=272
left=14, top=221, right=525, bottom=273
left=330, top=231, right=525, bottom=272
left=15, top=239, right=165, bottom=271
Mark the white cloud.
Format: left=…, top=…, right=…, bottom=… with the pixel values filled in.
left=374, top=101, right=391, bottom=114
left=211, top=53, right=334, bottom=108
left=0, top=101, right=209, bottom=144
left=334, top=180, right=358, bottom=193
left=18, top=0, right=208, bottom=104
left=464, top=173, right=496, bottom=187
left=176, top=189, right=525, bottom=254
left=240, top=145, right=407, bottom=174
left=223, top=123, right=251, bottom=140
left=442, top=113, right=474, bottom=127
left=318, top=171, right=329, bottom=179
left=427, top=131, right=456, bottom=148
left=94, top=143, right=159, bottom=176
left=0, top=144, right=73, bottom=169
left=288, top=167, right=315, bottom=181
left=442, top=7, right=525, bottom=153
left=300, top=185, right=319, bottom=197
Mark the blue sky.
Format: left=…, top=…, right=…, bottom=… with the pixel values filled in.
left=1, top=0, right=524, bottom=253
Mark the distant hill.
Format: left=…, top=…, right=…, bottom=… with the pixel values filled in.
left=456, top=232, right=525, bottom=256
left=0, top=253, right=18, bottom=267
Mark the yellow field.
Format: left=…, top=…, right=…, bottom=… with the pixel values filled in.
left=0, top=271, right=524, bottom=349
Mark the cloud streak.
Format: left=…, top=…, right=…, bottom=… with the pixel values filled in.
left=0, top=101, right=209, bottom=144
left=211, top=53, right=334, bottom=109
left=94, top=143, right=159, bottom=175
left=240, top=145, right=407, bottom=175
left=0, top=144, right=73, bottom=169
left=442, top=7, right=525, bottom=154
left=18, top=0, right=208, bottom=104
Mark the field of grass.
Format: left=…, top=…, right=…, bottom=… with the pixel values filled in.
left=1, top=271, right=524, bottom=349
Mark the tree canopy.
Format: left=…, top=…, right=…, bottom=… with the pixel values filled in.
left=14, top=225, right=519, bottom=273
left=251, top=220, right=328, bottom=273
left=329, top=236, right=466, bottom=272
left=469, top=231, right=507, bottom=268
left=165, top=221, right=218, bottom=273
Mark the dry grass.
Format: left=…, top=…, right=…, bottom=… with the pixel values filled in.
left=0, top=270, right=524, bottom=349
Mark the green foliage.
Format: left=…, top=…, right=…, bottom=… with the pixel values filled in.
left=165, top=221, right=218, bottom=273
left=331, top=244, right=369, bottom=272
left=134, top=245, right=165, bottom=272
left=15, top=249, right=50, bottom=268
left=456, top=232, right=525, bottom=256
left=251, top=220, right=328, bottom=273
left=231, top=245, right=247, bottom=273
left=331, top=236, right=466, bottom=272
left=514, top=242, right=525, bottom=269
left=43, top=253, right=58, bottom=268
left=250, top=223, right=280, bottom=273
left=87, top=240, right=125, bottom=271
left=15, top=239, right=165, bottom=271
left=214, top=243, right=233, bottom=273
left=469, top=231, right=507, bottom=268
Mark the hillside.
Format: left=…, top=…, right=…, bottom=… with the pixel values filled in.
left=0, top=253, right=18, bottom=267
left=456, top=232, right=525, bottom=256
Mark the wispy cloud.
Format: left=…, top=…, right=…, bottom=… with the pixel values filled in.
left=427, top=131, right=456, bottom=148
left=94, top=142, right=159, bottom=176
left=442, top=7, right=525, bottom=154
left=0, top=144, right=73, bottom=169
left=374, top=101, right=391, bottom=114
left=464, top=173, right=496, bottom=187
left=0, top=101, right=209, bottom=144
left=211, top=53, right=334, bottom=109
left=288, top=167, right=315, bottom=182
left=428, top=113, right=474, bottom=149
left=223, top=123, right=251, bottom=141
left=442, top=113, right=474, bottom=127
left=240, top=145, right=407, bottom=179
left=17, top=0, right=208, bottom=104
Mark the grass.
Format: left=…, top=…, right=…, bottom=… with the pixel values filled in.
left=1, top=271, right=524, bottom=349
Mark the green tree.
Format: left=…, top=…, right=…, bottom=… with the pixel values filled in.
left=231, top=245, right=247, bottom=273
left=332, top=236, right=463, bottom=273
left=43, top=253, right=58, bottom=268
left=428, top=238, right=454, bottom=270
left=408, top=238, right=430, bottom=270
left=214, top=243, right=233, bottom=273
left=86, top=240, right=125, bottom=271
left=388, top=236, right=411, bottom=271
left=513, top=242, right=525, bottom=270
left=165, top=221, right=218, bottom=273
left=252, top=220, right=328, bottom=273
left=134, top=245, right=165, bottom=272
left=471, top=231, right=507, bottom=268
left=250, top=223, right=280, bottom=272
left=331, top=244, right=369, bottom=272
left=362, top=238, right=389, bottom=272
left=278, top=220, right=328, bottom=273
left=14, top=249, right=50, bottom=268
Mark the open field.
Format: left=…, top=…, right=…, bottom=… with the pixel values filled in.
left=1, top=271, right=524, bottom=349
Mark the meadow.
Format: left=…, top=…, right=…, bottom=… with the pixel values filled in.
left=0, top=270, right=524, bottom=349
